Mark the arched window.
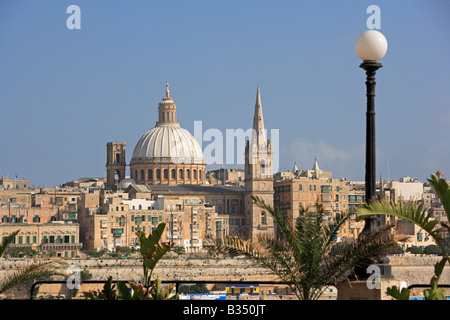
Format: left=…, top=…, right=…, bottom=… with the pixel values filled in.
left=140, top=170, right=145, bottom=181
left=148, top=169, right=153, bottom=180
left=139, top=204, right=142, bottom=210
left=162, top=112, right=165, bottom=121
left=179, top=169, right=183, bottom=179
left=164, top=169, right=169, bottom=179
left=193, top=169, right=197, bottom=179
left=261, top=211, right=267, bottom=225
left=171, top=169, right=176, bottom=179
left=115, top=153, right=120, bottom=163
left=156, top=169, right=161, bottom=179
left=134, top=170, right=138, bottom=180
left=186, top=169, right=190, bottom=179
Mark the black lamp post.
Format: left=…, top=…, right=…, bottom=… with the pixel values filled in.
left=356, top=30, right=388, bottom=233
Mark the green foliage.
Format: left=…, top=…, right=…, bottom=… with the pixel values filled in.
left=424, top=257, right=447, bottom=300
left=86, top=249, right=107, bottom=258
left=138, top=223, right=173, bottom=287
left=83, top=277, right=118, bottom=300
left=356, top=174, right=450, bottom=300
left=386, top=286, right=410, bottom=300
left=148, top=279, right=178, bottom=300
left=0, top=230, right=68, bottom=295
left=83, top=223, right=178, bottom=300
left=386, top=246, right=404, bottom=254
left=406, top=246, right=424, bottom=255
left=210, top=195, right=397, bottom=300
left=424, top=244, right=442, bottom=255
left=172, top=246, right=186, bottom=257
left=179, top=283, right=210, bottom=294
left=0, top=230, right=19, bottom=258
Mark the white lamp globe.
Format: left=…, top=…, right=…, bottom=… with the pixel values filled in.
left=355, top=30, right=388, bottom=62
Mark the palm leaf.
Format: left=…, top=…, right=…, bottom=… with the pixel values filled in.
left=428, top=174, right=450, bottom=222
left=0, top=260, right=68, bottom=294
left=355, top=200, right=441, bottom=242
left=0, top=230, right=20, bottom=258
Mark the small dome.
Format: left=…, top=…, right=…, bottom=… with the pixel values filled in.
left=118, top=178, right=136, bottom=189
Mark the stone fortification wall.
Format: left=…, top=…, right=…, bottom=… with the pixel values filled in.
left=0, top=255, right=448, bottom=292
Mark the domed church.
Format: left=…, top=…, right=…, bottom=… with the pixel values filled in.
left=106, top=83, right=206, bottom=187
left=105, top=83, right=275, bottom=242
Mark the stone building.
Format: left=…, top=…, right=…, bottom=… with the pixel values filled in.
left=274, top=160, right=366, bottom=240
left=0, top=176, right=31, bottom=190
left=0, top=222, right=82, bottom=258
left=78, top=188, right=219, bottom=252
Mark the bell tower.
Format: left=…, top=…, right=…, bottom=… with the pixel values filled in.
left=244, top=85, right=274, bottom=241
left=106, top=142, right=126, bottom=189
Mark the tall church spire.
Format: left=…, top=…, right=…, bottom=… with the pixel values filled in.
left=252, top=85, right=267, bottom=149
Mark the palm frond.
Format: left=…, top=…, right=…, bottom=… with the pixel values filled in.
left=355, top=200, right=441, bottom=242
left=0, top=230, right=20, bottom=258
left=322, top=224, right=397, bottom=284
left=428, top=174, right=450, bottom=222
left=0, top=259, right=68, bottom=294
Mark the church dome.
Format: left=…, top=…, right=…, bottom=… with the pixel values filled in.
left=131, top=124, right=204, bottom=165
left=117, top=177, right=136, bottom=189
left=129, top=83, right=206, bottom=185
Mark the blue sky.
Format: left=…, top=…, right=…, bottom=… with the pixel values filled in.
left=0, top=0, right=449, bottom=187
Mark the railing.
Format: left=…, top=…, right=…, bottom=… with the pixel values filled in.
left=29, top=279, right=289, bottom=300
left=28, top=280, right=450, bottom=300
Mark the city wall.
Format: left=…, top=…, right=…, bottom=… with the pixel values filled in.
left=0, top=255, right=449, bottom=298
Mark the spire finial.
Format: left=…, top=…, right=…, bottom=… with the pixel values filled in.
left=256, top=84, right=261, bottom=107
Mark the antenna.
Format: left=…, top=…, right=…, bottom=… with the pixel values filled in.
left=387, top=160, right=390, bottom=181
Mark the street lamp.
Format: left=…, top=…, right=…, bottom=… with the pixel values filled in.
left=356, top=30, right=388, bottom=234
left=351, top=30, right=388, bottom=281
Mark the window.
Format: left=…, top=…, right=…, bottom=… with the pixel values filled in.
left=140, top=170, right=145, bottom=181
left=64, top=235, right=70, bottom=243
left=164, top=169, right=169, bottom=179
left=261, top=211, right=267, bottom=225
left=171, top=169, right=176, bottom=179
left=193, top=170, right=197, bottom=179
left=156, top=169, right=161, bottom=179
left=186, top=169, right=190, bottom=179
left=179, top=169, right=183, bottom=179
left=299, top=184, right=302, bottom=191
left=148, top=169, right=153, bottom=180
